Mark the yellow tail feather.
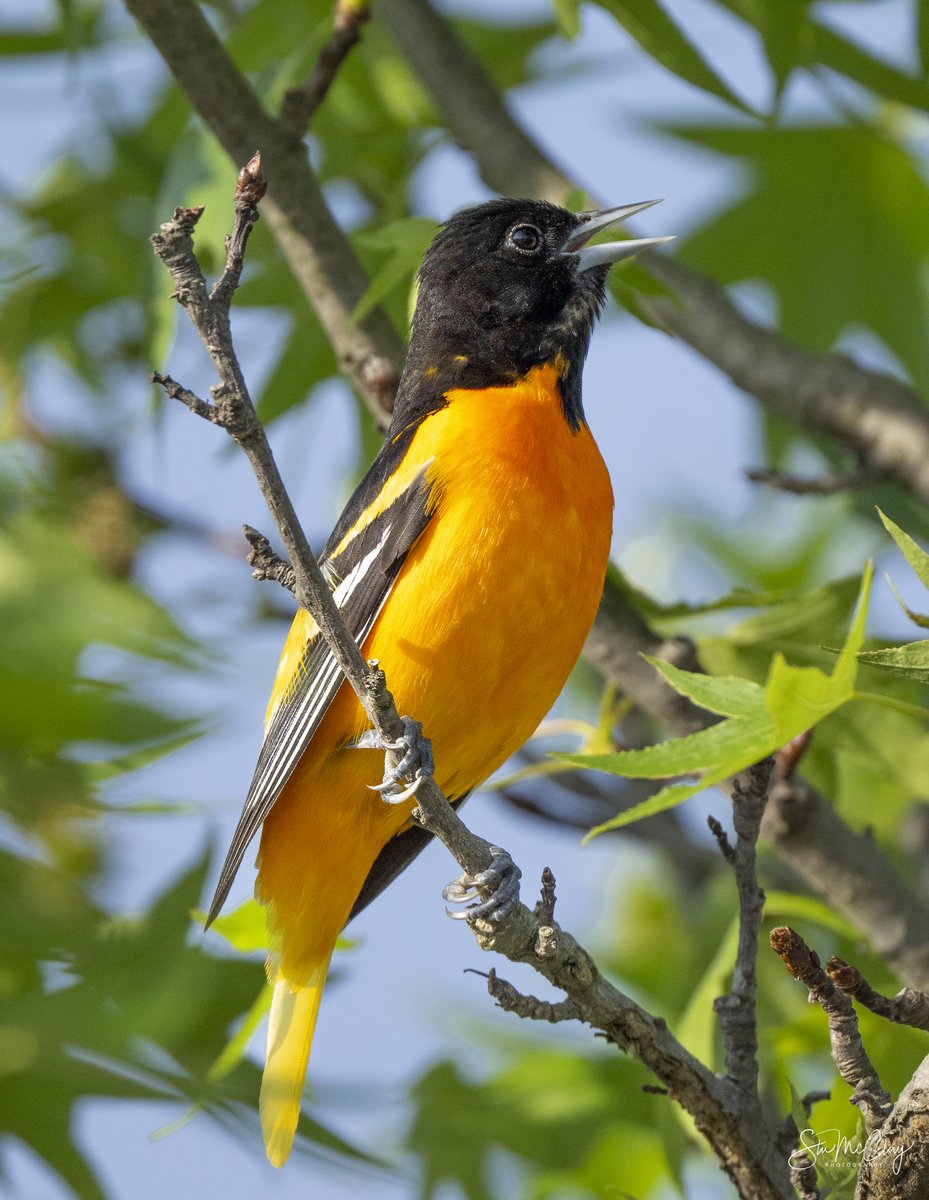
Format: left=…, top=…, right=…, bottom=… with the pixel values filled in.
left=260, top=959, right=329, bottom=1168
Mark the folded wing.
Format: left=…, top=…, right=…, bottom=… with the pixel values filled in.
left=206, top=457, right=436, bottom=924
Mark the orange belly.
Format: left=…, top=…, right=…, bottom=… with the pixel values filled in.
left=256, top=365, right=613, bottom=980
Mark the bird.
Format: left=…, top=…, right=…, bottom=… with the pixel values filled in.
left=205, top=197, right=672, bottom=1167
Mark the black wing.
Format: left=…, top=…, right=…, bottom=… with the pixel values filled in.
left=206, top=454, right=436, bottom=925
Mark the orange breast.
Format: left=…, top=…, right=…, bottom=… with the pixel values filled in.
left=257, top=364, right=613, bottom=981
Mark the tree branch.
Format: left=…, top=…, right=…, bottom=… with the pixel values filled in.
left=856, top=1054, right=929, bottom=1200
left=746, top=464, right=889, bottom=496
left=770, top=926, right=892, bottom=1130
left=124, top=0, right=403, bottom=423
left=763, top=772, right=929, bottom=993
left=279, top=1, right=370, bottom=138
left=713, top=760, right=772, bottom=1097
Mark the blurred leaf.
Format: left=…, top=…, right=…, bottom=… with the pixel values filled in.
left=352, top=217, right=437, bottom=324
left=717, top=0, right=929, bottom=112
left=0, top=6, right=103, bottom=55
left=409, top=1050, right=669, bottom=1200
left=810, top=21, right=929, bottom=113
left=878, top=507, right=929, bottom=590
left=669, top=123, right=929, bottom=392
left=202, top=899, right=267, bottom=953
left=884, top=574, right=929, bottom=629
left=595, top=0, right=754, bottom=114
left=552, top=0, right=581, bottom=41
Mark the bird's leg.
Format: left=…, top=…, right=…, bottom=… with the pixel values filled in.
left=442, top=846, right=522, bottom=924
left=353, top=716, right=436, bottom=805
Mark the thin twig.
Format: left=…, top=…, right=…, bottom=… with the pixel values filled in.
left=714, top=760, right=772, bottom=1096
left=125, top=0, right=403, bottom=424
left=746, top=465, right=888, bottom=496
left=770, top=926, right=892, bottom=1129
left=827, top=958, right=929, bottom=1031
left=708, top=814, right=735, bottom=864
left=777, top=1090, right=830, bottom=1200
left=280, top=1, right=370, bottom=137
left=466, top=968, right=583, bottom=1024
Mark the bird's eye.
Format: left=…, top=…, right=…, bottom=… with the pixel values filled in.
left=507, top=224, right=543, bottom=254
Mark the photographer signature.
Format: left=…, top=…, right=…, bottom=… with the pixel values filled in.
left=789, top=1128, right=909, bottom=1175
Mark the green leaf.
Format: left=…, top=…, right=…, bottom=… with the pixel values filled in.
left=882, top=573, right=929, bottom=630
left=644, top=656, right=767, bottom=719
left=878, top=508, right=929, bottom=591
left=552, top=0, right=581, bottom=40
left=855, top=642, right=929, bottom=684
left=201, top=899, right=267, bottom=953
left=594, top=0, right=754, bottom=114
left=668, top=123, right=929, bottom=392
left=577, top=564, right=873, bottom=837
left=920, top=2, right=929, bottom=78
left=676, top=914, right=738, bottom=1066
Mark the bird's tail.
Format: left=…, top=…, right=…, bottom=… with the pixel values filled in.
left=260, top=956, right=331, bottom=1168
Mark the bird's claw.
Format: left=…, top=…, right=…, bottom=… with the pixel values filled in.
left=442, top=846, right=521, bottom=923
left=356, top=716, right=435, bottom=806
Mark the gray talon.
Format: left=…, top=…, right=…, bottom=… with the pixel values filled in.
left=355, top=716, right=435, bottom=805
left=442, top=846, right=521, bottom=924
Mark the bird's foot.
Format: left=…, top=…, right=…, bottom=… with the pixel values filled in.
left=442, top=846, right=521, bottom=923
left=356, top=717, right=435, bottom=805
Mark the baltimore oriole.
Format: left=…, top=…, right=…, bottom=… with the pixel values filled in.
left=206, top=197, right=671, bottom=1166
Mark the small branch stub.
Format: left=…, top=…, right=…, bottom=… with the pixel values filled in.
left=243, top=524, right=297, bottom=595
left=827, top=957, right=929, bottom=1031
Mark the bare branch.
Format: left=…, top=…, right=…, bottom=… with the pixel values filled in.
left=746, top=464, right=889, bottom=496
left=467, top=967, right=583, bottom=1024
left=534, top=866, right=558, bottom=959
left=125, top=0, right=403, bottom=423
left=714, top=760, right=772, bottom=1096
left=827, top=958, right=929, bottom=1032
left=777, top=1091, right=831, bottom=1200
left=279, top=1, right=370, bottom=138
left=770, top=926, right=892, bottom=1130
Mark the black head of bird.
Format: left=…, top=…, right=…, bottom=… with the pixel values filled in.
left=397, top=197, right=673, bottom=429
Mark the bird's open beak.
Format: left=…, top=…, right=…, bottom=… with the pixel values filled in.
left=562, top=200, right=674, bottom=271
